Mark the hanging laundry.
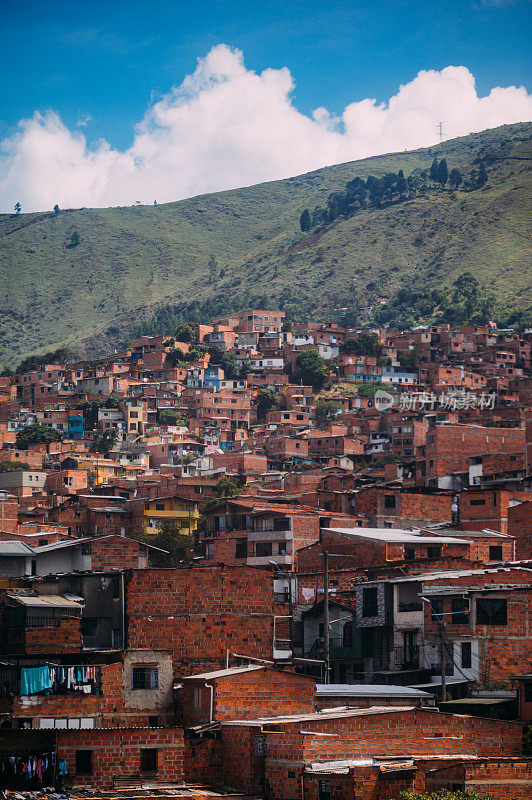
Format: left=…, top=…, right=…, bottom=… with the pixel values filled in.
left=20, top=666, right=52, bottom=695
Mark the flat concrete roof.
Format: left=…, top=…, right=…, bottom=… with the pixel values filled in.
left=324, top=527, right=471, bottom=545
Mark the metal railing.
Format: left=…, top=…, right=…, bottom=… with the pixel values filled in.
left=26, top=616, right=62, bottom=628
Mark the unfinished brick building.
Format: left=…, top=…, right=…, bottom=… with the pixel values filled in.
left=125, top=565, right=289, bottom=677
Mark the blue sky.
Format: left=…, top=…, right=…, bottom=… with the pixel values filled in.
left=2, top=0, right=530, bottom=149
left=0, top=0, right=530, bottom=211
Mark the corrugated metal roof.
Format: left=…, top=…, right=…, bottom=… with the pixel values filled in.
left=0, top=540, right=35, bottom=555
left=316, top=684, right=432, bottom=698
left=221, top=706, right=417, bottom=726
left=182, top=665, right=264, bottom=681
left=33, top=535, right=169, bottom=554
left=9, top=594, right=83, bottom=608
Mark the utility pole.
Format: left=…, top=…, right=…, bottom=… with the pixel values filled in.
left=423, top=597, right=446, bottom=702
left=437, top=121, right=443, bottom=143
left=439, top=621, right=446, bottom=701
left=323, top=551, right=330, bottom=684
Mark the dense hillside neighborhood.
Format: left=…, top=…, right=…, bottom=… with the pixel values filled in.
left=0, top=311, right=531, bottom=798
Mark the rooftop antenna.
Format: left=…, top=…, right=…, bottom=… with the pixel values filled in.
left=437, top=121, right=444, bottom=143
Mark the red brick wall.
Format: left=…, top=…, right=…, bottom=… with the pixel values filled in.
left=24, top=617, right=82, bottom=654
left=399, top=492, right=452, bottom=521
left=355, top=489, right=453, bottom=525
left=296, top=711, right=522, bottom=761
left=222, top=709, right=523, bottom=796
left=460, top=490, right=530, bottom=535
left=180, top=669, right=316, bottom=725
left=10, top=660, right=169, bottom=727
left=90, top=536, right=144, bottom=570
left=302, top=758, right=532, bottom=800
left=0, top=495, right=18, bottom=533
left=126, top=566, right=282, bottom=677
left=12, top=662, right=122, bottom=723
left=221, top=725, right=261, bottom=793
left=508, top=501, right=532, bottom=559
left=56, top=727, right=185, bottom=787
left=464, top=759, right=532, bottom=798
left=464, top=534, right=515, bottom=563
left=296, top=532, right=389, bottom=573
left=423, top=575, right=532, bottom=684
left=183, top=737, right=223, bottom=785
left=425, top=426, right=525, bottom=481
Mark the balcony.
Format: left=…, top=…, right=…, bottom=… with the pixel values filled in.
left=248, top=529, right=292, bottom=542
left=248, top=553, right=292, bottom=567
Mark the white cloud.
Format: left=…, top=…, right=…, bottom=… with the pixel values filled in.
left=1, top=45, right=531, bottom=212
left=76, top=113, right=93, bottom=128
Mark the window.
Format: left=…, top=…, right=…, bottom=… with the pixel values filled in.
left=476, top=598, right=507, bottom=625
left=235, top=539, right=247, bottom=559
left=451, top=597, right=470, bottom=624
left=362, top=587, right=378, bottom=617
left=206, top=542, right=214, bottom=559
left=469, top=497, right=486, bottom=506
left=318, top=780, right=331, bottom=800
left=192, top=687, right=202, bottom=709
left=155, top=503, right=165, bottom=511
left=132, top=666, right=159, bottom=690
left=148, top=715, right=160, bottom=727
left=489, top=545, right=503, bottom=561
left=75, top=750, right=93, bottom=775
left=255, top=542, right=272, bottom=557
left=384, top=494, right=396, bottom=509
left=461, top=642, right=472, bottom=669
left=405, top=547, right=415, bottom=561
left=524, top=681, right=532, bottom=703
left=140, top=749, right=158, bottom=773
left=427, top=546, right=442, bottom=560
left=41, top=717, right=95, bottom=729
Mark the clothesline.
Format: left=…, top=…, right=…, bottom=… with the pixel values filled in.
left=0, top=752, right=55, bottom=789
left=20, top=665, right=102, bottom=696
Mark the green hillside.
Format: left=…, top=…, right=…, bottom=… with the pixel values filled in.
left=1, top=122, right=531, bottom=367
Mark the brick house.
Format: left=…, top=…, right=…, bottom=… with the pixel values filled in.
left=179, top=665, right=316, bottom=726
left=422, top=566, right=532, bottom=687
left=508, top=499, right=532, bottom=558
left=220, top=707, right=524, bottom=798
left=5, top=649, right=174, bottom=730
left=418, top=424, right=525, bottom=489
left=125, top=565, right=289, bottom=677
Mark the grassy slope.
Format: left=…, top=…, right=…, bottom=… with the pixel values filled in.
left=0, top=122, right=530, bottom=366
